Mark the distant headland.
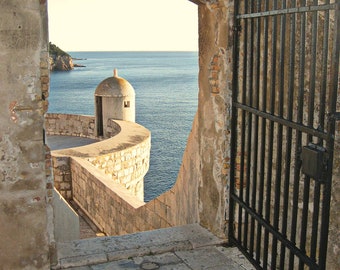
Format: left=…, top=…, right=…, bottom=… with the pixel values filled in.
left=49, top=42, right=86, bottom=71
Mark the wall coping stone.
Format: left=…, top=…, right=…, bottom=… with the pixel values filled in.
left=51, top=120, right=150, bottom=158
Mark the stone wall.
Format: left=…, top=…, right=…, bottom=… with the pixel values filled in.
left=52, top=138, right=150, bottom=202
left=45, top=113, right=95, bottom=138
left=195, top=0, right=233, bottom=238
left=70, top=155, right=197, bottom=236
left=52, top=156, right=72, bottom=200
left=45, top=113, right=121, bottom=139
left=87, top=139, right=150, bottom=202
left=71, top=157, right=156, bottom=235
left=46, top=113, right=96, bottom=201
left=0, top=0, right=51, bottom=269
left=52, top=120, right=198, bottom=236
left=46, top=114, right=154, bottom=235
left=51, top=119, right=150, bottom=202
left=48, top=113, right=201, bottom=237
left=328, top=81, right=340, bottom=268
left=54, top=132, right=196, bottom=236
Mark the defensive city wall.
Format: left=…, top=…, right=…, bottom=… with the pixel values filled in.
left=45, top=112, right=198, bottom=237
left=45, top=113, right=121, bottom=139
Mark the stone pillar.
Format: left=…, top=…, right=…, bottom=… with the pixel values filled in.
left=0, top=0, right=51, bottom=269
left=195, top=0, right=234, bottom=238
left=327, top=82, right=340, bottom=268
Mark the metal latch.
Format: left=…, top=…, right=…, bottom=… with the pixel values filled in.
left=301, top=143, right=326, bottom=181
left=334, top=112, right=340, bottom=121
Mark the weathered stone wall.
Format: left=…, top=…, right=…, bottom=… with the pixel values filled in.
left=45, top=113, right=96, bottom=138
left=52, top=156, right=72, bottom=200
left=187, top=0, right=233, bottom=238
left=53, top=123, right=196, bottom=236
left=87, top=139, right=150, bottom=201
left=71, top=157, right=149, bottom=235
left=52, top=141, right=150, bottom=203
left=0, top=0, right=51, bottom=269
left=54, top=132, right=193, bottom=236
left=328, top=81, right=340, bottom=268
left=51, top=119, right=150, bottom=202
left=45, top=113, right=121, bottom=139
left=70, top=156, right=191, bottom=236
left=46, top=113, right=98, bottom=201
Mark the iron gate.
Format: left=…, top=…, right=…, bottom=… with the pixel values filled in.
left=229, top=1, right=340, bottom=269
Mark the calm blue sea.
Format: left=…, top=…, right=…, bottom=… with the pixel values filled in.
left=49, top=51, right=198, bottom=202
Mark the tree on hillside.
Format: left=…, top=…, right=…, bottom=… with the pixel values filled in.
left=49, top=42, right=70, bottom=57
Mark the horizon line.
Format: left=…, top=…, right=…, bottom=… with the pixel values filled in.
left=66, top=50, right=199, bottom=53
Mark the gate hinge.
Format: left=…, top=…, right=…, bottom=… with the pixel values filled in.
left=233, top=24, right=242, bottom=32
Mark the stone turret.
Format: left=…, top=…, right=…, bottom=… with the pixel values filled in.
left=94, top=69, right=136, bottom=138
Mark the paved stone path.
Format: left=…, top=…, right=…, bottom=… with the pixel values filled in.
left=47, top=135, right=98, bottom=151
left=53, top=224, right=255, bottom=270
left=68, top=200, right=105, bottom=239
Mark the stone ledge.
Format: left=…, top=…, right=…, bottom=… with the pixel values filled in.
left=63, top=247, right=256, bottom=270
left=51, top=120, right=150, bottom=158
left=53, top=224, right=225, bottom=269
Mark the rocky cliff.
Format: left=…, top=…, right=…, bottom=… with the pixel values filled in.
left=49, top=42, right=74, bottom=71
left=49, top=55, right=74, bottom=71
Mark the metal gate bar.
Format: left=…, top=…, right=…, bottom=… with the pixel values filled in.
left=233, top=103, right=328, bottom=139
left=237, top=3, right=336, bottom=19
left=229, top=1, right=340, bottom=269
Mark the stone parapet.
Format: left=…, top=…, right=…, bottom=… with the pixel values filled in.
left=87, top=138, right=149, bottom=201
left=45, top=113, right=96, bottom=138
left=48, top=115, right=199, bottom=236
left=45, top=113, right=122, bottom=139
left=70, top=156, right=180, bottom=236
left=51, top=119, right=152, bottom=229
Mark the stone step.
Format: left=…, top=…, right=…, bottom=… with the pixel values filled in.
left=65, top=246, right=255, bottom=270
left=53, top=223, right=226, bottom=269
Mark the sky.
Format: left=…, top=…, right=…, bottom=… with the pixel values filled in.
left=47, top=0, right=198, bottom=52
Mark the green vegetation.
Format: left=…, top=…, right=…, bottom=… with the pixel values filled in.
left=49, top=42, right=70, bottom=57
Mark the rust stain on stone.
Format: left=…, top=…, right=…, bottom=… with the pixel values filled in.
left=33, top=197, right=41, bottom=202
left=9, top=101, right=18, bottom=123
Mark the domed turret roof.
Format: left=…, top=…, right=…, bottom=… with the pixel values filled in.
left=95, top=69, right=135, bottom=98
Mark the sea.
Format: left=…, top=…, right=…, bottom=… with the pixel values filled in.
left=48, top=51, right=199, bottom=202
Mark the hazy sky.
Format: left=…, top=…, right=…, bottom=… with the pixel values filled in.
left=48, top=0, right=198, bottom=52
